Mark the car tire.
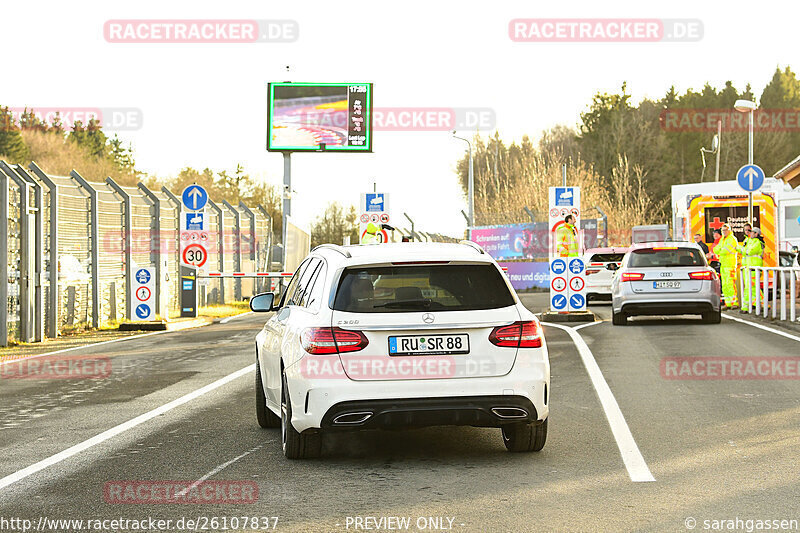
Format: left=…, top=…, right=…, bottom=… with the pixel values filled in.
left=702, top=309, right=721, bottom=324
left=281, top=372, right=321, bottom=459
left=612, top=309, right=627, bottom=326
left=256, top=358, right=280, bottom=428
left=502, top=418, right=547, bottom=452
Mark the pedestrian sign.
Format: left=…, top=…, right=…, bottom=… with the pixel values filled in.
left=135, top=268, right=151, bottom=284
left=551, top=276, right=567, bottom=292
left=569, top=258, right=585, bottom=274
left=181, top=185, right=208, bottom=211
left=551, top=259, right=567, bottom=274
left=569, top=276, right=585, bottom=292
left=135, top=303, right=152, bottom=320
left=736, top=164, right=765, bottom=192
left=552, top=294, right=567, bottom=310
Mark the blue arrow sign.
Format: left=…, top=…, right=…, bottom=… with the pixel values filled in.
left=552, top=294, right=567, bottom=310
left=570, top=294, right=586, bottom=309
left=135, top=303, right=151, bottom=320
left=182, top=185, right=208, bottom=211
left=569, top=258, right=585, bottom=274
left=135, top=268, right=151, bottom=284
left=736, top=164, right=765, bottom=192
left=551, top=259, right=567, bottom=274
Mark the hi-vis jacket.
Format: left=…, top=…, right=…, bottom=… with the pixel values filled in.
left=556, top=224, right=579, bottom=257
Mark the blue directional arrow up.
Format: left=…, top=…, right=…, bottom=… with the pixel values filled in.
left=737, top=164, right=765, bottom=192
left=182, top=185, right=208, bottom=211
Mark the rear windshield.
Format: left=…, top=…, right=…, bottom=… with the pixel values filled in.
left=628, top=248, right=706, bottom=268
left=590, top=253, right=625, bottom=263
left=332, top=264, right=515, bottom=313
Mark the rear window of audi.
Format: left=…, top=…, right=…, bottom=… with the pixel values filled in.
left=332, top=264, right=515, bottom=313
left=628, top=247, right=706, bottom=268
left=590, top=253, right=625, bottom=263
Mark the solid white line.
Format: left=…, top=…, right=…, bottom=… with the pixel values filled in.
left=543, top=322, right=655, bottom=482
left=574, top=321, right=603, bottom=330
left=0, top=364, right=255, bottom=492
left=220, top=311, right=253, bottom=324
left=722, top=313, right=800, bottom=343
left=0, top=330, right=168, bottom=367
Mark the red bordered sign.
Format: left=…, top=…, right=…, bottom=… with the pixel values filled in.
left=182, top=244, right=207, bottom=267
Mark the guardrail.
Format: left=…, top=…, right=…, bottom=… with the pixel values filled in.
left=738, top=265, right=800, bottom=322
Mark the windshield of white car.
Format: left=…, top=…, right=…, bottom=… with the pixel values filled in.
left=332, top=264, right=515, bottom=313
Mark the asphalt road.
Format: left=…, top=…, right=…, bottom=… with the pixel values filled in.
left=1, top=299, right=798, bottom=533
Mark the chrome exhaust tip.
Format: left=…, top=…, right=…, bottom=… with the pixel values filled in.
left=491, top=407, right=528, bottom=419
left=332, top=411, right=373, bottom=425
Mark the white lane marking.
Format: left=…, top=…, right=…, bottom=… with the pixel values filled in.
left=722, top=313, right=800, bottom=343
left=574, top=321, right=603, bottom=330
left=542, top=322, right=655, bottom=482
left=176, top=444, right=264, bottom=497
left=0, top=330, right=168, bottom=367
left=0, top=364, right=255, bottom=492
left=220, top=311, right=253, bottom=324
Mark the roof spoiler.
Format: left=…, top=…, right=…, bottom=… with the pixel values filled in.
left=459, top=240, right=485, bottom=254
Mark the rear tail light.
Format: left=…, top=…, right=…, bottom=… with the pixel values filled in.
left=621, top=272, right=645, bottom=282
left=489, top=321, right=542, bottom=348
left=301, top=327, right=369, bottom=355
left=689, top=270, right=715, bottom=280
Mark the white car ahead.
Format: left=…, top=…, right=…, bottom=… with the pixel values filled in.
left=584, top=247, right=628, bottom=302
left=251, top=242, right=550, bottom=459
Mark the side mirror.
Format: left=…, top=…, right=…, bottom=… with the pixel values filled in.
left=249, top=292, right=275, bottom=312
left=605, top=263, right=619, bottom=271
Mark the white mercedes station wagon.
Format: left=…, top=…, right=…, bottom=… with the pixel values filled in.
left=250, top=242, right=550, bottom=459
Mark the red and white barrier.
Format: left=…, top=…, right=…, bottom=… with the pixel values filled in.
left=202, top=272, right=294, bottom=278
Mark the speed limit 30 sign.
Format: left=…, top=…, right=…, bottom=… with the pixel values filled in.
left=182, top=243, right=207, bottom=267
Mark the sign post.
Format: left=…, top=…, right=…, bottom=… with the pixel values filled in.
left=179, top=184, right=209, bottom=317
left=133, top=267, right=155, bottom=321
left=359, top=192, right=390, bottom=243
left=548, top=186, right=585, bottom=312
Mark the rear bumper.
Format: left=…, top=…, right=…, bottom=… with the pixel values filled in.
left=283, top=350, right=550, bottom=433
left=320, top=395, right=540, bottom=430
left=618, top=300, right=717, bottom=316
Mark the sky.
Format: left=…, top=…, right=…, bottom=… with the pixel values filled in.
left=4, top=0, right=799, bottom=237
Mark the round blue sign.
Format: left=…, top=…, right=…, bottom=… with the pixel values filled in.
left=569, top=258, right=585, bottom=274
left=570, top=293, right=586, bottom=309
left=182, top=185, right=208, bottom=211
left=551, top=294, right=567, bottom=310
left=135, top=268, right=151, bottom=284
left=135, top=303, right=151, bottom=319
left=736, top=164, right=765, bottom=192
left=551, top=259, right=567, bottom=274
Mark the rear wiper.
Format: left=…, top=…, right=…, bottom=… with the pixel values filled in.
left=373, top=298, right=433, bottom=309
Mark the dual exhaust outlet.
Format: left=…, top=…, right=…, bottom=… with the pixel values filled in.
left=331, top=407, right=529, bottom=425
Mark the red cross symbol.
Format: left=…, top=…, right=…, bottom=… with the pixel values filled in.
left=708, top=217, right=725, bottom=230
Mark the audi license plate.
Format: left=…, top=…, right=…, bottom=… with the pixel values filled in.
left=653, top=281, right=681, bottom=289
left=389, top=334, right=470, bottom=356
